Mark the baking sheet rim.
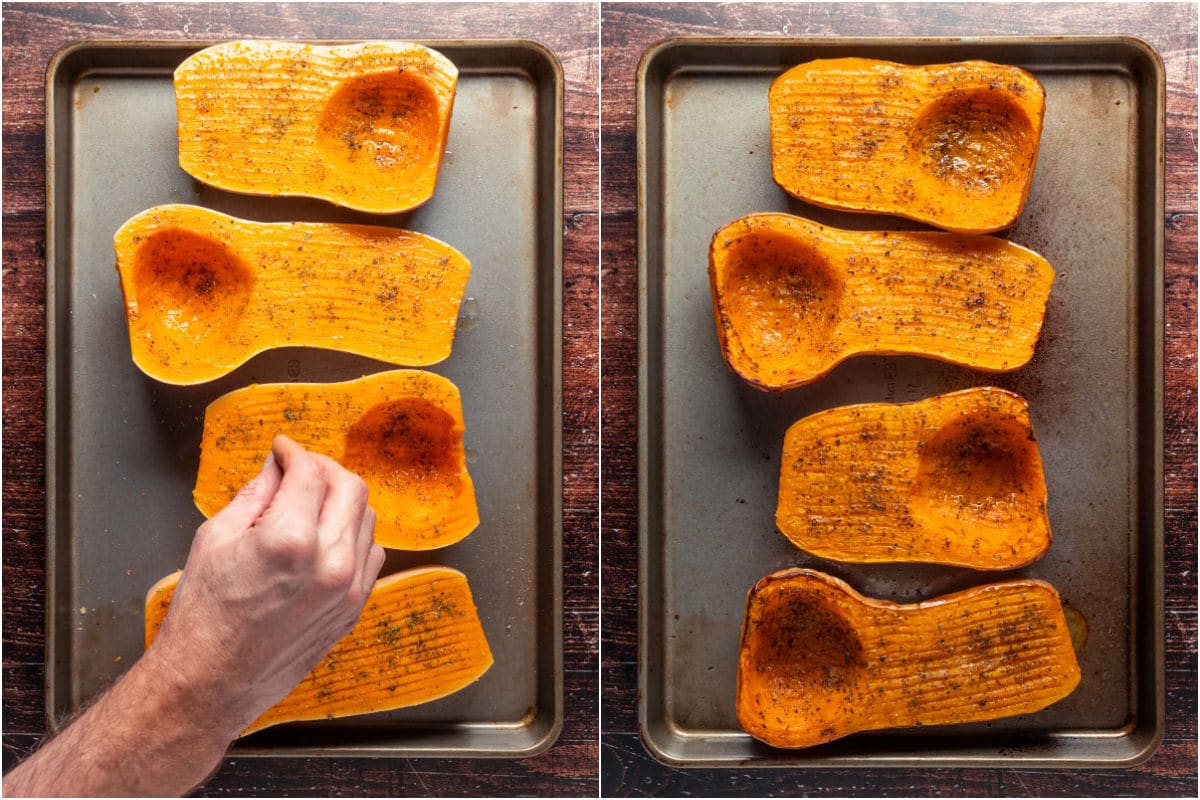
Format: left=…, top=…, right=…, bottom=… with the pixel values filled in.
left=43, top=37, right=565, bottom=759
left=635, top=34, right=1165, bottom=769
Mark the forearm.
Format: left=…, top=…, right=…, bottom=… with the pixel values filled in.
left=4, top=646, right=239, bottom=797
left=6, top=439, right=381, bottom=796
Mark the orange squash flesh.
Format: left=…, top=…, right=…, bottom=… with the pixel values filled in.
left=777, top=387, right=1050, bottom=569
left=709, top=213, right=1054, bottom=391
left=770, top=58, right=1046, bottom=234
left=114, top=205, right=470, bottom=385
left=736, top=569, right=1080, bottom=748
left=146, top=566, right=493, bottom=735
left=175, top=41, right=457, bottom=213
left=195, top=370, right=479, bottom=550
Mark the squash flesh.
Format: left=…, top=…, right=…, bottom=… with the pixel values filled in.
left=777, top=387, right=1050, bottom=569
left=145, top=566, right=493, bottom=735
left=709, top=213, right=1054, bottom=390
left=175, top=41, right=457, bottom=213
left=736, top=569, right=1080, bottom=748
left=195, top=370, right=479, bottom=550
left=770, top=58, right=1045, bottom=234
left=115, top=205, right=470, bottom=385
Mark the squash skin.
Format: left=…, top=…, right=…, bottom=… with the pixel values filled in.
left=736, top=569, right=1080, bottom=749
left=195, top=370, right=479, bottom=551
left=770, top=58, right=1045, bottom=234
left=708, top=213, right=1054, bottom=391
left=145, top=566, right=493, bottom=735
left=175, top=41, right=457, bottom=213
left=114, top=205, right=470, bottom=385
left=777, top=387, right=1050, bottom=569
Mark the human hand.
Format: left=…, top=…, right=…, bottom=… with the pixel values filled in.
left=3, top=436, right=386, bottom=796
left=147, top=434, right=386, bottom=740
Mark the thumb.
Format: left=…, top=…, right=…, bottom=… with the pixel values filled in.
left=212, top=449, right=284, bottom=529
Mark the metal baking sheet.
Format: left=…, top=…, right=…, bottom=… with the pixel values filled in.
left=45, top=40, right=562, bottom=758
left=638, top=37, right=1163, bottom=767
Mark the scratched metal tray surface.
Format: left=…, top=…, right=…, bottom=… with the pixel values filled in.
left=45, top=40, right=562, bottom=758
left=638, top=37, right=1163, bottom=767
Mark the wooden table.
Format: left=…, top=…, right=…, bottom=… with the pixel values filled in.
left=600, top=3, right=1197, bottom=796
left=1, top=3, right=597, bottom=795
left=6, top=1, right=1198, bottom=796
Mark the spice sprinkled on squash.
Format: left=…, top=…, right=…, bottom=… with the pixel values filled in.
left=777, top=387, right=1051, bottom=569
left=146, top=566, right=493, bottom=734
left=736, top=569, right=1080, bottom=748
left=175, top=41, right=457, bottom=213
left=195, top=370, right=479, bottom=550
left=770, top=58, right=1045, bottom=233
left=114, top=205, right=470, bottom=385
left=709, top=213, right=1054, bottom=391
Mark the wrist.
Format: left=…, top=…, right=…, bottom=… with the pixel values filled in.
left=136, top=641, right=249, bottom=748
left=4, top=645, right=240, bottom=797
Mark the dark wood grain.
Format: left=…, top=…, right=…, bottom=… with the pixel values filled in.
left=600, top=2, right=1197, bottom=796
left=1, top=3, right=598, bottom=796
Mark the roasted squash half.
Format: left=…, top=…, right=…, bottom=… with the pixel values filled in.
left=114, top=205, right=470, bottom=385
left=175, top=40, right=457, bottom=213
left=146, top=566, right=493, bottom=735
left=777, top=387, right=1050, bottom=569
left=709, top=213, right=1054, bottom=391
left=195, top=370, right=479, bottom=550
left=736, top=569, right=1080, bottom=748
left=770, top=58, right=1046, bottom=234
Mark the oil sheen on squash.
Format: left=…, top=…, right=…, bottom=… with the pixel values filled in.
left=146, top=566, right=493, bottom=735
left=709, top=213, right=1054, bottom=391
left=175, top=41, right=457, bottom=213
left=195, top=370, right=479, bottom=550
left=770, top=58, right=1045, bottom=233
left=777, top=387, right=1050, bottom=569
left=114, top=205, right=470, bottom=385
left=736, top=569, right=1080, bottom=748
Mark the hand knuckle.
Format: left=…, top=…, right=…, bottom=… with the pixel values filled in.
left=365, top=545, right=385, bottom=581
left=344, top=583, right=368, bottom=609
left=316, top=453, right=343, bottom=474
left=318, top=451, right=344, bottom=470
left=263, top=526, right=314, bottom=563
left=237, top=472, right=266, bottom=497
left=318, top=554, right=355, bottom=592
left=331, top=466, right=363, bottom=493
left=296, top=457, right=323, bottom=483
left=197, top=518, right=233, bottom=545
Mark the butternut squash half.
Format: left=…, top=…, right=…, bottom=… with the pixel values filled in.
left=175, top=41, right=457, bottom=213
left=770, top=58, right=1045, bottom=233
left=195, top=370, right=479, bottom=550
left=709, top=213, right=1054, bottom=391
left=115, top=205, right=470, bottom=385
left=146, top=566, right=493, bottom=735
left=736, top=569, right=1080, bottom=748
left=777, top=387, right=1050, bottom=569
